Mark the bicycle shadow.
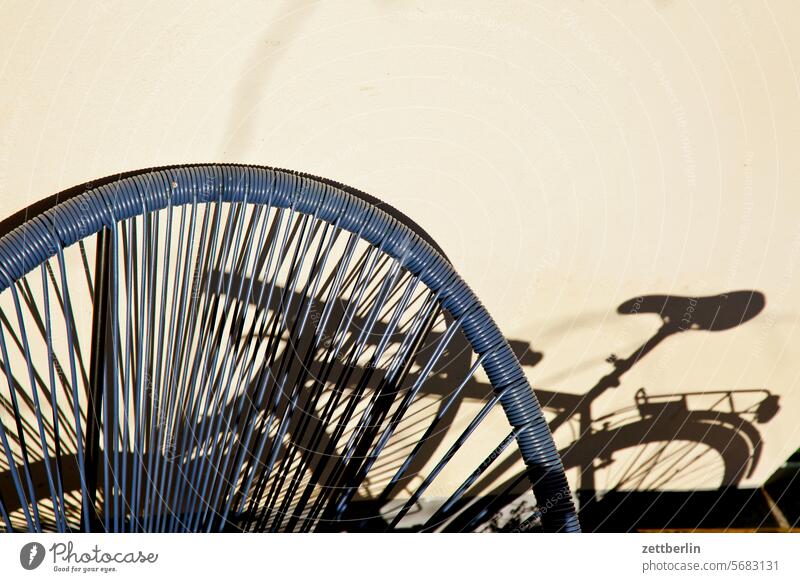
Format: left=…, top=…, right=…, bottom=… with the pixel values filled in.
left=437, top=289, right=780, bottom=531
left=0, top=284, right=779, bottom=532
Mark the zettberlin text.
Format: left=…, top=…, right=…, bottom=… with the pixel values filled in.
left=642, top=543, right=701, bottom=554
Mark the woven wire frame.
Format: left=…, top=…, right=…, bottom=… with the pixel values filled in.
left=0, top=165, right=579, bottom=533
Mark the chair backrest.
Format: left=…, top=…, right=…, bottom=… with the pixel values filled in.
left=0, top=164, right=579, bottom=532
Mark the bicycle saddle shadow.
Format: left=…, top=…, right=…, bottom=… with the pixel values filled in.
left=617, top=290, right=766, bottom=332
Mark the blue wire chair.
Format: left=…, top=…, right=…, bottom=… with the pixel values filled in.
left=0, top=164, right=579, bottom=532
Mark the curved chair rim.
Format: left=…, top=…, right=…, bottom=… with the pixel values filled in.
left=0, top=163, right=579, bottom=532
left=0, top=164, right=448, bottom=259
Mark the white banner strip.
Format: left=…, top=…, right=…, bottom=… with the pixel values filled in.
left=1, top=533, right=797, bottom=581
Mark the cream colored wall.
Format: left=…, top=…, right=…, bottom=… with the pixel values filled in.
left=1, top=0, right=799, bottom=491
